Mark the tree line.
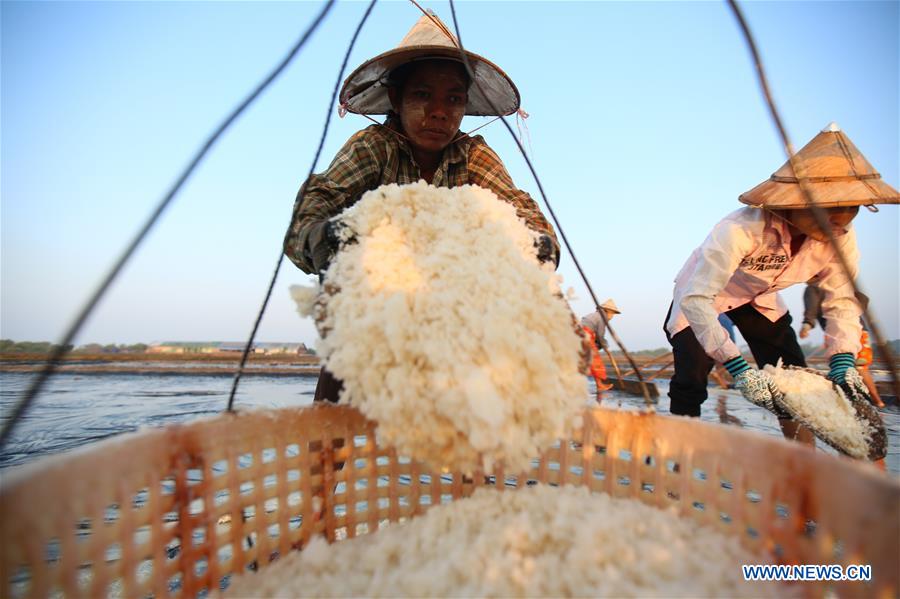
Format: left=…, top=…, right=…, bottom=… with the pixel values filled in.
left=0, top=340, right=149, bottom=354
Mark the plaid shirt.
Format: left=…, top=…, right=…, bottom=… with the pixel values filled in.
left=284, top=117, right=559, bottom=273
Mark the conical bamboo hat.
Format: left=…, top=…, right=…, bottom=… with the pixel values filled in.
left=600, top=299, right=621, bottom=314
left=739, top=123, right=899, bottom=209
left=339, top=13, right=520, bottom=117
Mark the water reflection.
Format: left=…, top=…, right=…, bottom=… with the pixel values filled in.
left=716, top=394, right=744, bottom=427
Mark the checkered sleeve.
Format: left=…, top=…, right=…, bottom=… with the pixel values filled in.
left=284, top=128, right=385, bottom=273
left=467, top=137, right=559, bottom=252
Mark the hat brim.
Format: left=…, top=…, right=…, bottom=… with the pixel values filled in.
left=739, top=177, right=900, bottom=209
left=599, top=301, right=620, bottom=314
left=339, top=46, right=520, bottom=117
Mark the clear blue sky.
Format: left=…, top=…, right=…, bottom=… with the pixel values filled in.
left=2, top=1, right=897, bottom=351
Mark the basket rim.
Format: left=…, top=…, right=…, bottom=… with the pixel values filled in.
left=2, top=404, right=896, bottom=492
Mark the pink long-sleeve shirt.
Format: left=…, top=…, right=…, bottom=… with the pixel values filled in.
left=666, top=207, right=861, bottom=363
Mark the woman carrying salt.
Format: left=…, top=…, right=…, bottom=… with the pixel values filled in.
left=663, top=123, right=898, bottom=445
left=283, top=12, right=559, bottom=403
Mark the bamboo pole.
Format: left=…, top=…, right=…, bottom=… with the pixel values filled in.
left=603, top=348, right=625, bottom=390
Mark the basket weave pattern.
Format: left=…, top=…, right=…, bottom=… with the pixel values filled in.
left=2, top=405, right=898, bottom=598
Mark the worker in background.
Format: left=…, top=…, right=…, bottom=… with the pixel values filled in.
left=663, top=123, right=897, bottom=448
left=717, top=313, right=736, bottom=342
left=581, top=299, right=620, bottom=399
left=284, top=13, right=559, bottom=403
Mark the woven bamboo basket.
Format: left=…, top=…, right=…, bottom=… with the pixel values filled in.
left=1, top=405, right=898, bottom=598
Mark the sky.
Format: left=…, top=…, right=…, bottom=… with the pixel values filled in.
left=2, top=0, right=898, bottom=352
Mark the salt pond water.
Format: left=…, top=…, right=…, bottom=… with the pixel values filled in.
left=1, top=372, right=897, bottom=475
left=0, top=372, right=317, bottom=469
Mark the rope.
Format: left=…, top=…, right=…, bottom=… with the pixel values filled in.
left=453, top=116, right=501, bottom=142
left=444, top=0, right=655, bottom=407
left=726, top=0, right=899, bottom=400
left=350, top=112, right=416, bottom=144
left=220, top=0, right=374, bottom=564
left=410, top=0, right=459, bottom=45
left=0, top=0, right=337, bottom=449
left=226, top=0, right=378, bottom=412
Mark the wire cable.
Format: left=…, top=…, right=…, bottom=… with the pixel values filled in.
left=0, top=0, right=337, bottom=448
left=444, top=0, right=655, bottom=406
left=225, top=0, right=378, bottom=412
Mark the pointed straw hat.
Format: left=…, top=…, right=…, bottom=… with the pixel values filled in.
left=739, top=123, right=900, bottom=209
left=600, top=299, right=621, bottom=314
left=339, top=13, right=520, bottom=117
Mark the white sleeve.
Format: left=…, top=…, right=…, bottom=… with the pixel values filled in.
left=679, top=219, right=755, bottom=363
left=818, top=228, right=862, bottom=357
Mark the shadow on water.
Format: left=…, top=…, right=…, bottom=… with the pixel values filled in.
left=131, top=390, right=222, bottom=398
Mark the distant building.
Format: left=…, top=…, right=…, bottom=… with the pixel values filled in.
left=255, top=342, right=310, bottom=355
left=147, top=344, right=186, bottom=354
left=148, top=342, right=222, bottom=354
left=147, top=341, right=311, bottom=355
left=217, top=342, right=252, bottom=353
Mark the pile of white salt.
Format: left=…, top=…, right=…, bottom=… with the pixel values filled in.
left=225, top=484, right=789, bottom=598
left=763, top=364, right=872, bottom=459
left=291, top=182, right=587, bottom=474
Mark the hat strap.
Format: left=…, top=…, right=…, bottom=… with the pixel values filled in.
left=450, top=117, right=500, bottom=143
left=349, top=109, right=416, bottom=145
left=771, top=173, right=881, bottom=184
left=340, top=101, right=509, bottom=148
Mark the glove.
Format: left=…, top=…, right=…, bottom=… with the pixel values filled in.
left=535, top=234, right=560, bottom=267
left=309, top=220, right=352, bottom=273
left=798, top=322, right=813, bottom=339
left=827, top=352, right=856, bottom=385
left=725, top=356, right=787, bottom=416
left=832, top=364, right=873, bottom=406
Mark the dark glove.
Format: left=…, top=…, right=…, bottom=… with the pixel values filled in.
left=535, top=234, right=559, bottom=267
left=826, top=353, right=873, bottom=403
left=836, top=366, right=873, bottom=405
left=838, top=367, right=886, bottom=460
left=308, top=220, right=352, bottom=274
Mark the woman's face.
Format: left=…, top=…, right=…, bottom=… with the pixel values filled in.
left=787, top=206, right=859, bottom=241
left=389, top=62, right=467, bottom=158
